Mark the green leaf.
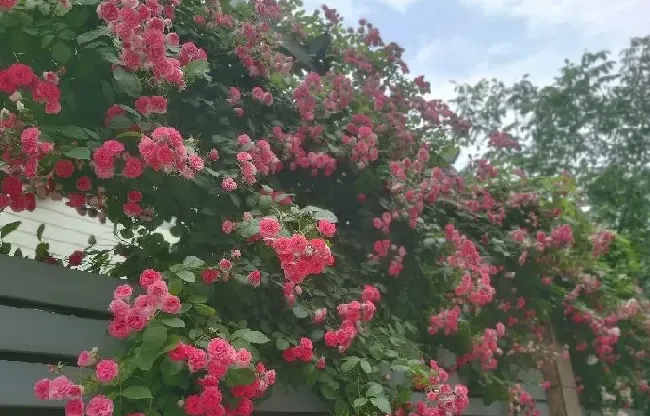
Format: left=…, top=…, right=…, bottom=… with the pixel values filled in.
left=194, top=304, right=216, bottom=316
left=77, top=27, right=109, bottom=44
left=121, top=385, right=153, bottom=400
left=41, top=34, right=55, bottom=48
left=36, top=224, right=45, bottom=241
left=320, top=383, right=339, bottom=400
left=0, top=243, right=11, bottom=255
left=101, top=80, right=115, bottom=103
left=292, top=304, right=308, bottom=319
left=184, top=59, right=210, bottom=80
left=370, top=397, right=391, bottom=413
left=175, top=270, right=195, bottom=283
left=64, top=147, right=91, bottom=160
left=116, top=130, right=141, bottom=140
left=232, top=329, right=270, bottom=344
left=275, top=337, right=290, bottom=351
left=1, top=221, right=21, bottom=238
left=59, top=125, right=89, bottom=140
left=161, top=357, right=184, bottom=376
left=51, top=41, right=73, bottom=63
left=301, top=206, right=338, bottom=223
left=353, top=398, right=368, bottom=408
left=113, top=67, right=142, bottom=97
left=142, top=326, right=167, bottom=351
left=162, top=317, right=185, bottom=328
left=183, top=256, right=205, bottom=268
left=341, top=357, right=359, bottom=372
left=167, top=279, right=183, bottom=295
left=225, top=368, right=256, bottom=387
left=366, top=383, right=383, bottom=397
left=360, top=360, right=372, bottom=374
left=237, top=218, right=261, bottom=238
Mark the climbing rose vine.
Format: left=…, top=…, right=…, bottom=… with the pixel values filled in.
left=0, top=0, right=648, bottom=415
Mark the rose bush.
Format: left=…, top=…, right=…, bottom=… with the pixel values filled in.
left=1, top=0, right=649, bottom=415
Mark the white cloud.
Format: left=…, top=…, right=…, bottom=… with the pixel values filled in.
left=375, top=0, right=423, bottom=13
left=458, top=0, right=650, bottom=42
left=300, top=0, right=370, bottom=23
left=300, top=0, right=421, bottom=21
left=414, top=0, right=650, bottom=101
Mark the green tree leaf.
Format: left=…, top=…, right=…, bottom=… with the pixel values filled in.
left=182, top=256, right=205, bottom=268
left=162, top=317, right=185, bottom=328
left=113, top=67, right=142, bottom=97
left=51, top=41, right=73, bottom=63
left=175, top=270, right=195, bottom=283
left=353, top=398, right=367, bottom=408
left=232, top=329, right=270, bottom=344
left=370, top=397, right=391, bottom=413
left=292, top=304, right=308, bottom=319
left=225, top=368, right=256, bottom=387
left=142, top=326, right=167, bottom=352
left=77, top=27, right=109, bottom=44
left=1, top=221, right=21, bottom=238
left=64, top=147, right=91, bottom=160
left=36, top=224, right=45, bottom=241
left=121, top=385, right=153, bottom=400
left=366, top=383, right=383, bottom=397
left=360, top=360, right=372, bottom=374
left=341, top=357, right=359, bottom=372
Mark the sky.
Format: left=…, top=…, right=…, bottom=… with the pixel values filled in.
left=300, top=0, right=650, bottom=101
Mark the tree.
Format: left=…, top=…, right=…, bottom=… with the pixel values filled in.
left=452, top=36, right=650, bottom=273
left=1, top=1, right=649, bottom=415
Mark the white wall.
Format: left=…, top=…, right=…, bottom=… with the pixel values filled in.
left=0, top=200, right=119, bottom=258
left=0, top=200, right=179, bottom=262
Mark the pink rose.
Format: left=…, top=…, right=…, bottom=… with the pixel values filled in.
left=258, top=217, right=281, bottom=238
left=85, top=395, right=114, bottom=416
left=139, top=269, right=162, bottom=288
left=65, top=399, right=84, bottom=416
left=48, top=376, right=72, bottom=400
left=77, top=350, right=95, bottom=367
left=33, top=378, right=50, bottom=400
left=95, top=359, right=119, bottom=383
left=108, top=318, right=131, bottom=339
left=316, top=219, right=336, bottom=237
left=127, top=308, right=148, bottom=331
left=147, top=279, right=169, bottom=297
left=113, top=284, right=133, bottom=299
left=162, top=295, right=181, bottom=314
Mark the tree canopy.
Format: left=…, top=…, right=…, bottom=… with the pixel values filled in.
left=452, top=36, right=650, bottom=277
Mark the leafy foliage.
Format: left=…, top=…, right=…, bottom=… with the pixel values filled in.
left=452, top=36, right=650, bottom=277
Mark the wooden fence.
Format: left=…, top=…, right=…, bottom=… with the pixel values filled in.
left=0, top=253, right=609, bottom=416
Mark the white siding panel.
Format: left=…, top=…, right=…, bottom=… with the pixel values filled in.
left=0, top=200, right=119, bottom=258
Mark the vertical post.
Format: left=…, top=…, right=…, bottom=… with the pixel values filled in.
left=540, top=326, right=582, bottom=416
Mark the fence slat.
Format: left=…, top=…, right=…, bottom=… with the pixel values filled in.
left=0, top=306, right=118, bottom=359
left=0, top=255, right=120, bottom=314
left=0, top=359, right=531, bottom=415
left=0, top=360, right=88, bottom=408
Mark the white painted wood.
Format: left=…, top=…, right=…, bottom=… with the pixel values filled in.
left=0, top=200, right=179, bottom=263
left=0, top=200, right=120, bottom=258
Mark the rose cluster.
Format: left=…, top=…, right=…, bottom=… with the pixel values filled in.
left=107, top=269, right=181, bottom=339
left=169, top=338, right=276, bottom=416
